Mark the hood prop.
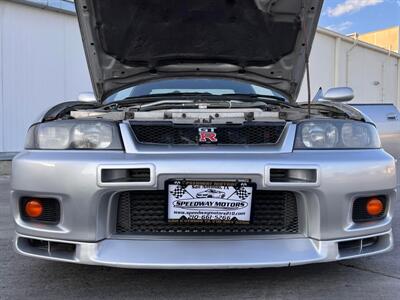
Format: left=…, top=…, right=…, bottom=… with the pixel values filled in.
left=305, top=55, right=311, bottom=118
left=301, top=5, right=312, bottom=118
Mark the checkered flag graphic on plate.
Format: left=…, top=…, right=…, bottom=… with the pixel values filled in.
left=235, top=187, right=251, bottom=200
left=170, top=185, right=187, bottom=199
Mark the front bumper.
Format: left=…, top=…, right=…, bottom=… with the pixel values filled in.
left=15, top=231, right=393, bottom=269
left=10, top=124, right=397, bottom=268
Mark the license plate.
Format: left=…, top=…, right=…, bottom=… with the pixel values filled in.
left=167, top=180, right=253, bottom=224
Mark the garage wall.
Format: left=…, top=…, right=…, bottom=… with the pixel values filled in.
left=0, top=1, right=91, bottom=152
left=298, top=28, right=400, bottom=105
left=0, top=2, right=400, bottom=152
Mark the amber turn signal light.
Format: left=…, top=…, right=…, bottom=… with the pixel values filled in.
left=25, top=199, right=43, bottom=218
left=366, top=198, right=384, bottom=216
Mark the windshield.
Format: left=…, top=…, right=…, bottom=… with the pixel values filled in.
left=105, top=78, right=286, bottom=103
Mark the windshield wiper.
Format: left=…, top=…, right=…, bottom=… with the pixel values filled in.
left=124, top=92, right=213, bottom=101
left=104, top=92, right=293, bottom=109
left=136, top=100, right=277, bottom=112
left=103, top=92, right=216, bottom=108
left=218, top=93, right=296, bottom=108
left=220, top=93, right=286, bottom=102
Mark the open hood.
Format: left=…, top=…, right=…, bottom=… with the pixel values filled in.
left=75, top=0, right=323, bottom=103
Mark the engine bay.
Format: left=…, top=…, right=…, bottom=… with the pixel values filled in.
left=59, top=101, right=365, bottom=125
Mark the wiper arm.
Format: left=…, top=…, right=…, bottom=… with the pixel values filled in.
left=220, top=93, right=287, bottom=102
left=219, top=93, right=295, bottom=107
left=123, top=92, right=213, bottom=101
left=139, top=99, right=195, bottom=109
left=107, top=92, right=215, bottom=107
left=136, top=99, right=280, bottom=112
left=138, top=101, right=232, bottom=112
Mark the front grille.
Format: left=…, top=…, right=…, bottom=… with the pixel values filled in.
left=116, top=190, right=298, bottom=234
left=130, top=122, right=285, bottom=145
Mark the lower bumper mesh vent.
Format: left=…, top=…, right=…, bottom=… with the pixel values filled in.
left=116, top=190, right=298, bottom=234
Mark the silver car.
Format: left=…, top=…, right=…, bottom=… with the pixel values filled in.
left=196, top=189, right=226, bottom=199
left=11, top=0, right=396, bottom=269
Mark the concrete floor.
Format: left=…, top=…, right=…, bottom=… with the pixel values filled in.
left=0, top=175, right=399, bottom=300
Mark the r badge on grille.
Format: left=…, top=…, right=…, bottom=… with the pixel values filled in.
left=199, top=127, right=218, bottom=143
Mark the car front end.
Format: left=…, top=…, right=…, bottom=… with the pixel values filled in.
left=11, top=107, right=396, bottom=268
left=10, top=0, right=397, bottom=268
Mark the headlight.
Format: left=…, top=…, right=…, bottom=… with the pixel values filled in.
left=295, top=120, right=380, bottom=149
left=25, top=121, right=123, bottom=150
left=300, top=122, right=339, bottom=148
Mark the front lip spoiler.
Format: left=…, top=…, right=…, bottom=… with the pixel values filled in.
left=14, top=231, right=393, bottom=269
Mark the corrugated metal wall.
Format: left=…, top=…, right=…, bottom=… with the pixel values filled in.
left=0, top=1, right=400, bottom=152
left=0, top=1, right=91, bottom=152
left=298, top=28, right=400, bottom=104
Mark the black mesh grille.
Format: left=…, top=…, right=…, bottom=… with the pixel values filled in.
left=116, top=190, right=298, bottom=234
left=130, top=122, right=285, bottom=145
left=20, top=198, right=60, bottom=224
left=352, top=196, right=387, bottom=222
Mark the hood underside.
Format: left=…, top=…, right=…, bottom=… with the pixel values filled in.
left=75, top=0, right=323, bottom=102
